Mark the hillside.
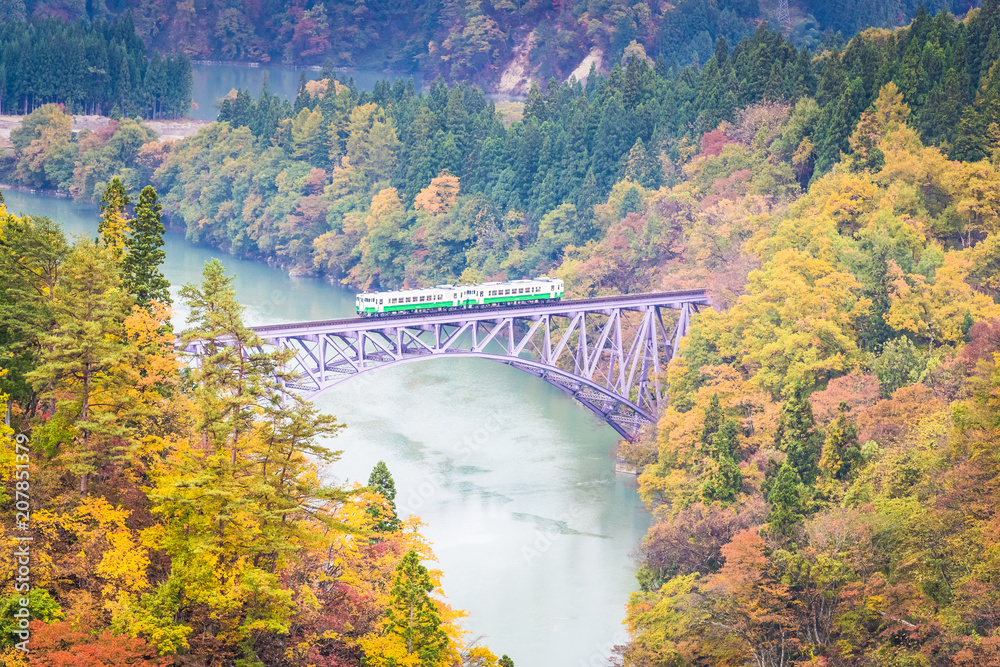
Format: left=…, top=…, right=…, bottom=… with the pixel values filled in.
left=1, top=0, right=982, bottom=89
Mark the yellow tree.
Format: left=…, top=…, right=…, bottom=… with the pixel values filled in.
left=414, top=171, right=461, bottom=215
left=716, top=248, right=868, bottom=395
left=354, top=187, right=411, bottom=288
left=949, top=161, right=1000, bottom=247
left=98, top=178, right=131, bottom=263
left=10, top=104, right=72, bottom=189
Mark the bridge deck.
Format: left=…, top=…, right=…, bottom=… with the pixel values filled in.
left=250, top=289, right=711, bottom=337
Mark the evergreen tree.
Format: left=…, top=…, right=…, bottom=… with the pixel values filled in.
left=766, top=463, right=804, bottom=537
left=700, top=393, right=723, bottom=452
left=819, top=402, right=862, bottom=480
left=367, top=460, right=402, bottom=532
left=712, top=417, right=740, bottom=459
left=702, top=453, right=743, bottom=505
left=179, top=259, right=292, bottom=463
left=27, top=240, right=131, bottom=494
left=385, top=550, right=449, bottom=661
left=774, top=386, right=823, bottom=484
left=122, top=185, right=170, bottom=308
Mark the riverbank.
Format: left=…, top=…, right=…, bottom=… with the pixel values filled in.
left=0, top=114, right=212, bottom=142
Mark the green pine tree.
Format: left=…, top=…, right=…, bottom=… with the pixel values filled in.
left=386, top=550, right=449, bottom=662
left=700, top=393, right=723, bottom=452
left=701, top=453, right=743, bottom=505
left=179, top=259, right=293, bottom=464
left=122, top=185, right=170, bottom=308
left=766, top=463, right=804, bottom=537
left=775, top=386, right=823, bottom=484
left=367, top=460, right=402, bottom=532
left=27, top=240, right=131, bottom=494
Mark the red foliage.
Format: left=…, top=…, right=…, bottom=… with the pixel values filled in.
left=705, top=168, right=752, bottom=206
left=304, top=167, right=327, bottom=195
left=28, top=620, right=168, bottom=667
left=810, top=372, right=881, bottom=424
left=95, top=121, right=119, bottom=143
left=642, top=498, right=767, bottom=576
left=957, top=319, right=1000, bottom=373
left=699, top=128, right=732, bottom=157
left=854, top=385, right=943, bottom=446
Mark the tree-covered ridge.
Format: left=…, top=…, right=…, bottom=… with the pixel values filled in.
left=615, top=82, right=1000, bottom=666
left=0, top=16, right=192, bottom=118
left=0, top=184, right=508, bottom=665
left=0, top=0, right=978, bottom=86
left=5, top=5, right=998, bottom=292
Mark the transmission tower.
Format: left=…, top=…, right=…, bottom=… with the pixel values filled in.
left=777, top=0, right=790, bottom=31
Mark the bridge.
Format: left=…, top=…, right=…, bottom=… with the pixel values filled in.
left=190, top=290, right=710, bottom=441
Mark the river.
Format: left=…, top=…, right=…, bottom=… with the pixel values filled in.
left=2, top=189, right=648, bottom=666
left=190, top=63, right=424, bottom=121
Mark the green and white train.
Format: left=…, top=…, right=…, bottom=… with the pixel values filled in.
left=355, top=277, right=565, bottom=317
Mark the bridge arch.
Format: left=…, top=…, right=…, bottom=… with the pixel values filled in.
left=298, top=351, right=657, bottom=441
left=233, top=291, right=710, bottom=441
left=185, top=291, right=710, bottom=440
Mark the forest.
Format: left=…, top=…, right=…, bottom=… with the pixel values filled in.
left=9, top=5, right=1000, bottom=290
left=0, top=17, right=192, bottom=118
left=0, top=0, right=980, bottom=87
left=2, top=1, right=1000, bottom=666
left=0, top=180, right=512, bottom=666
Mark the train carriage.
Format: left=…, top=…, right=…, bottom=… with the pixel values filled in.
left=356, top=277, right=564, bottom=316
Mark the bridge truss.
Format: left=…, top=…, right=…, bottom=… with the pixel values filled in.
left=208, top=290, right=710, bottom=441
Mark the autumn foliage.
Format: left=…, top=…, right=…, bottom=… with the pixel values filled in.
left=618, top=76, right=1000, bottom=667
left=0, top=194, right=500, bottom=666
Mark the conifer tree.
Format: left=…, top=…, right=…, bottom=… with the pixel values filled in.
left=702, top=453, right=743, bottom=505
left=766, top=463, right=804, bottom=537
left=122, top=185, right=170, bottom=308
left=700, top=393, right=723, bottom=452
left=28, top=240, right=131, bottom=494
left=368, top=460, right=402, bottom=532
left=179, top=259, right=292, bottom=462
left=819, top=402, right=862, bottom=480
left=386, top=550, right=449, bottom=661
left=98, top=177, right=131, bottom=263
left=775, top=385, right=823, bottom=484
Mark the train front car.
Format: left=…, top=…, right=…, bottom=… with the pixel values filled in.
left=356, top=292, right=380, bottom=317
left=549, top=277, right=564, bottom=300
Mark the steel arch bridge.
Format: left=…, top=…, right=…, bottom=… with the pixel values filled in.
left=188, top=290, right=710, bottom=441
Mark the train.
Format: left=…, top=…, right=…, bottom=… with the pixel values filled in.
left=355, top=276, right=565, bottom=317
